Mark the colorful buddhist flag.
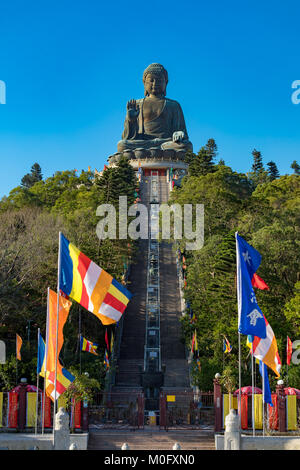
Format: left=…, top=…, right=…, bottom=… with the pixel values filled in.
left=46, top=368, right=75, bottom=402
left=104, top=350, right=110, bottom=371
left=191, top=330, right=198, bottom=354
left=223, top=336, right=232, bottom=353
left=46, top=289, right=72, bottom=375
left=16, top=334, right=22, bottom=361
left=59, top=233, right=132, bottom=325
left=80, top=335, right=98, bottom=355
left=287, top=336, right=293, bottom=366
left=250, top=318, right=281, bottom=377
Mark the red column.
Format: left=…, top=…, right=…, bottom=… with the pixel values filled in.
left=159, top=392, right=167, bottom=430
left=18, top=383, right=27, bottom=430
left=137, top=393, right=144, bottom=428
left=8, top=392, right=18, bottom=428
left=214, top=378, right=222, bottom=432
left=276, top=383, right=286, bottom=432
left=81, top=399, right=89, bottom=432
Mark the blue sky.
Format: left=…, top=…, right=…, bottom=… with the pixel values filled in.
left=0, top=0, right=299, bottom=198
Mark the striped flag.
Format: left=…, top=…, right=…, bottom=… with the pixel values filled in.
left=250, top=317, right=281, bottom=377
left=59, top=233, right=132, bottom=325
left=46, top=368, right=75, bottom=401
left=80, top=335, right=98, bottom=355
left=223, top=336, right=232, bottom=353
left=191, top=330, right=198, bottom=354
left=104, top=350, right=110, bottom=371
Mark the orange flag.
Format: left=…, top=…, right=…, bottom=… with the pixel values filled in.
left=46, top=289, right=72, bottom=374
left=16, top=334, right=22, bottom=360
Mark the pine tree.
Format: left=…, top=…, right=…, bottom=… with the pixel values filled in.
left=267, top=161, right=280, bottom=181
left=251, top=149, right=264, bottom=173
left=291, top=160, right=300, bottom=175
left=205, top=138, right=218, bottom=161
left=188, top=139, right=217, bottom=177
left=21, top=163, right=43, bottom=188
left=249, top=149, right=268, bottom=186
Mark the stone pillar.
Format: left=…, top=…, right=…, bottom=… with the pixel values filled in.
left=214, top=376, right=222, bottom=432
left=54, top=407, right=70, bottom=450
left=224, top=409, right=240, bottom=450
left=276, top=383, right=286, bottom=433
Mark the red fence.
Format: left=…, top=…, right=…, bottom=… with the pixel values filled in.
left=0, top=387, right=87, bottom=431
left=214, top=379, right=300, bottom=433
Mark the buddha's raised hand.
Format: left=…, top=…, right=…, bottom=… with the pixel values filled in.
left=126, top=99, right=139, bottom=120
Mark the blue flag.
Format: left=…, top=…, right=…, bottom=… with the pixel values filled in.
left=235, top=233, right=267, bottom=339
left=259, top=360, right=273, bottom=407
left=37, top=332, right=46, bottom=377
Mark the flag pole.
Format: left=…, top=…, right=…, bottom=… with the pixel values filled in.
left=262, top=362, right=265, bottom=437
left=235, top=232, right=242, bottom=432
left=15, top=334, right=18, bottom=386
left=286, top=336, right=289, bottom=387
left=238, top=332, right=242, bottom=433
left=42, top=287, right=50, bottom=434
left=35, top=328, right=40, bottom=434
left=53, top=231, right=62, bottom=446
left=251, top=341, right=255, bottom=436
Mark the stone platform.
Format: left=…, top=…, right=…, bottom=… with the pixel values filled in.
left=107, top=147, right=188, bottom=172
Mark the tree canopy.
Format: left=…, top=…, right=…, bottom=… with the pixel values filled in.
left=0, top=158, right=138, bottom=389
left=170, top=143, right=300, bottom=391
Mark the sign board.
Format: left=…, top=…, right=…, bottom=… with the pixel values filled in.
left=0, top=340, right=6, bottom=364
left=167, top=395, right=176, bottom=402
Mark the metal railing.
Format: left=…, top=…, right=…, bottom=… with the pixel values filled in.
left=144, top=171, right=161, bottom=374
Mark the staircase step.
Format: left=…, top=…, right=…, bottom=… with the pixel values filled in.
left=87, top=430, right=215, bottom=450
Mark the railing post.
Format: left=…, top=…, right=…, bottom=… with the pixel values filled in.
left=214, top=376, right=222, bottom=432
left=276, top=382, right=286, bottom=433
left=159, top=392, right=167, bottom=430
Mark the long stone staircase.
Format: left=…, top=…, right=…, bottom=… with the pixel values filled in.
left=87, top=173, right=213, bottom=450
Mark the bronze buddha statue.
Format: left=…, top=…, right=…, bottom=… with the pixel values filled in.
left=117, top=63, right=192, bottom=155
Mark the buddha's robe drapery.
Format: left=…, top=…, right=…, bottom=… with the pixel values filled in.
left=119, top=98, right=192, bottom=151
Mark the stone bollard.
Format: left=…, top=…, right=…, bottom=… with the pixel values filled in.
left=224, top=409, right=240, bottom=450
left=54, top=407, right=70, bottom=451
left=172, top=442, right=181, bottom=450
left=121, top=443, right=130, bottom=450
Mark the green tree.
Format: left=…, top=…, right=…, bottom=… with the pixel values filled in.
left=21, top=163, right=43, bottom=188
left=251, top=149, right=264, bottom=173
left=188, top=139, right=217, bottom=177
left=291, top=160, right=300, bottom=175
left=267, top=161, right=280, bottom=181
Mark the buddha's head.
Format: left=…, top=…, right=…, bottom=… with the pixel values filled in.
left=143, top=63, right=168, bottom=97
